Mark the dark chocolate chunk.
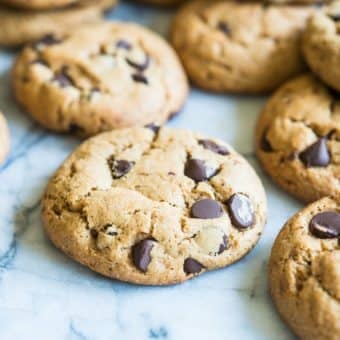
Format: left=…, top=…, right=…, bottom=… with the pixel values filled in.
left=132, top=73, right=148, bottom=85
left=191, top=199, right=223, bottom=219
left=218, top=234, right=229, bottom=254
left=132, top=239, right=154, bottom=272
left=52, top=68, right=73, bottom=88
left=126, top=55, right=150, bottom=72
left=33, top=34, right=62, bottom=48
left=90, top=229, right=98, bottom=238
left=299, top=138, right=331, bottom=167
left=217, top=21, right=231, bottom=35
left=185, top=159, right=216, bottom=182
left=227, top=193, right=255, bottom=229
left=198, top=139, right=229, bottom=155
left=116, top=39, right=132, bottom=50
left=183, top=258, right=204, bottom=275
left=145, top=123, right=160, bottom=133
left=108, top=158, right=134, bottom=179
left=309, top=212, right=340, bottom=239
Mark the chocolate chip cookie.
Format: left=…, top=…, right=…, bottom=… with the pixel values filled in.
left=170, top=0, right=315, bottom=94
left=0, top=111, right=10, bottom=166
left=0, top=0, right=116, bottom=47
left=2, top=0, right=79, bottom=10
left=269, top=196, right=340, bottom=340
left=255, top=74, right=340, bottom=203
left=42, top=127, right=267, bottom=285
left=12, top=22, right=188, bottom=136
left=303, top=2, right=340, bottom=92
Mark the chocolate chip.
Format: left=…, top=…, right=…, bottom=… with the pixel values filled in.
left=132, top=73, right=148, bottom=85
left=126, top=55, right=150, bottom=72
left=185, top=159, right=216, bottom=182
left=108, top=158, right=134, bottom=179
left=309, top=212, right=340, bottom=239
left=90, top=229, right=98, bottom=238
left=227, top=194, right=255, bottom=229
left=218, top=234, right=229, bottom=254
left=183, top=258, right=204, bottom=275
left=33, top=34, right=62, bottom=48
left=132, top=239, right=154, bottom=272
left=217, top=21, right=231, bottom=35
left=198, top=139, right=229, bottom=155
left=68, top=123, right=83, bottom=133
left=52, top=72, right=73, bottom=88
left=299, top=138, right=331, bottom=167
left=260, top=132, right=273, bottom=152
left=191, top=199, right=223, bottom=219
left=116, top=39, right=132, bottom=50
left=145, top=123, right=160, bottom=133
left=329, top=14, right=340, bottom=21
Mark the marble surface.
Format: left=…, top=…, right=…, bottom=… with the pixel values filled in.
left=0, top=3, right=302, bottom=340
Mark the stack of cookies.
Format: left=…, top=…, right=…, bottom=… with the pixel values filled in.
left=0, top=0, right=339, bottom=339
left=0, top=0, right=118, bottom=47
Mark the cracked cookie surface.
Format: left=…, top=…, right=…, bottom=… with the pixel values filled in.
left=42, top=127, right=267, bottom=285
left=303, top=2, right=340, bottom=92
left=12, top=22, right=188, bottom=136
left=170, top=0, right=315, bottom=94
left=0, top=0, right=116, bottom=47
left=269, top=196, right=340, bottom=340
left=255, top=74, right=340, bottom=203
left=0, top=112, right=9, bottom=166
left=2, top=0, right=80, bottom=10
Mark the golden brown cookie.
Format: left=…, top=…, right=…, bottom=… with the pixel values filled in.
left=170, top=0, right=315, bottom=94
left=303, top=2, right=340, bottom=92
left=2, top=0, right=79, bottom=10
left=12, top=22, right=188, bottom=137
left=255, top=74, right=340, bottom=203
left=42, top=127, right=267, bottom=285
left=0, top=0, right=116, bottom=47
left=269, top=196, right=340, bottom=340
left=0, top=112, right=10, bottom=166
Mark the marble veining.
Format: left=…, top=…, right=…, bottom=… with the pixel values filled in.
left=0, top=3, right=301, bottom=340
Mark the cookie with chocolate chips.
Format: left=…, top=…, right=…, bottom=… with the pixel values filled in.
left=12, top=22, right=188, bottom=136
left=303, top=1, right=340, bottom=92
left=42, top=127, right=267, bottom=285
left=255, top=74, right=340, bottom=203
left=269, top=196, right=340, bottom=340
left=0, top=0, right=116, bottom=47
left=170, top=0, right=315, bottom=94
left=0, top=111, right=10, bottom=166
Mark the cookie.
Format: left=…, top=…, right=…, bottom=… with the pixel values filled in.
left=302, top=2, right=340, bottom=92
left=269, top=196, right=340, bottom=340
left=0, top=0, right=116, bottom=47
left=170, top=0, right=315, bottom=94
left=2, top=0, right=79, bottom=10
left=0, top=112, right=10, bottom=166
left=12, top=22, right=188, bottom=137
left=255, top=74, right=340, bottom=203
left=42, top=126, right=267, bottom=285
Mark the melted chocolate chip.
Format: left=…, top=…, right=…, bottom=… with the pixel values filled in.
left=199, top=139, right=229, bottom=155
left=108, top=158, right=134, bottom=179
left=299, top=138, right=331, bottom=167
left=132, top=239, right=154, bottom=272
left=183, top=258, right=204, bottom=275
left=126, top=55, right=150, bottom=72
left=309, top=212, right=340, bottom=239
left=90, top=229, right=98, bottom=238
left=217, top=21, right=231, bottom=35
left=116, top=39, right=132, bottom=50
left=191, top=199, right=223, bottom=219
left=228, top=194, right=255, bottom=229
left=33, top=34, right=62, bottom=48
left=218, top=234, right=229, bottom=254
left=145, top=123, right=160, bottom=133
left=68, top=123, right=83, bottom=133
left=52, top=72, right=73, bottom=88
left=185, top=159, right=216, bottom=182
left=132, top=73, right=148, bottom=85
